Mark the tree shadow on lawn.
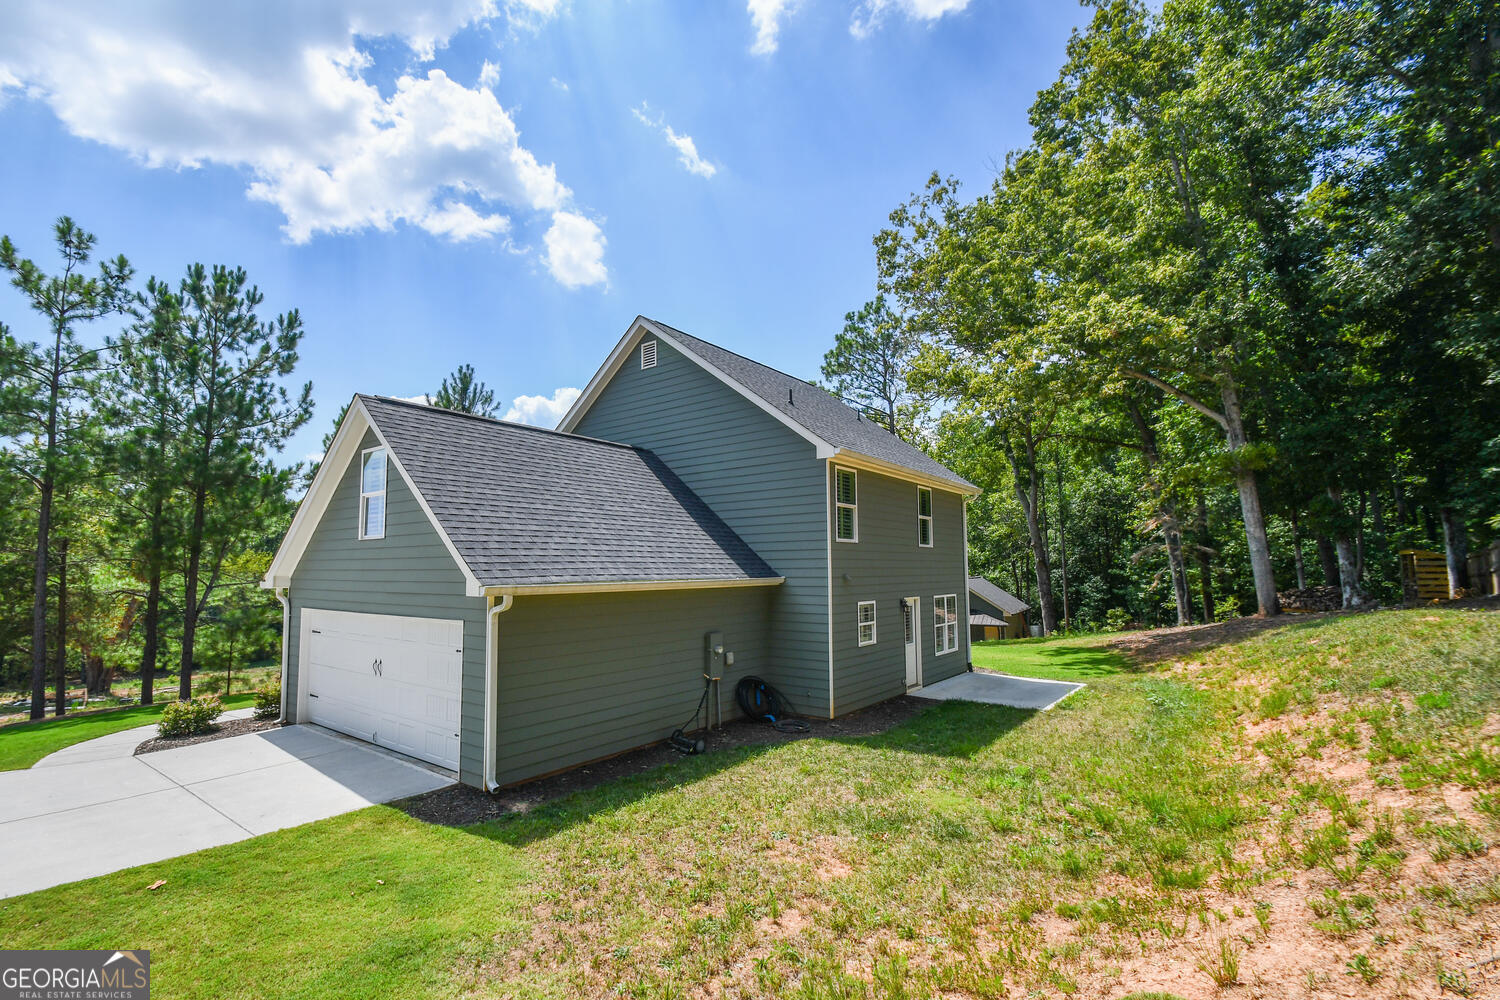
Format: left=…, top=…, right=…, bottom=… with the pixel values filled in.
left=401, top=699, right=1035, bottom=848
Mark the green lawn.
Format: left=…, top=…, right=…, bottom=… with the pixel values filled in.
left=0, top=693, right=256, bottom=771
left=2, top=607, right=1498, bottom=997
left=969, top=634, right=1128, bottom=681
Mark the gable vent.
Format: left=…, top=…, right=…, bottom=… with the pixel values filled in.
left=640, top=339, right=657, bottom=370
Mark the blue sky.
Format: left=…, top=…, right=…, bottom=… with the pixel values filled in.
left=0, top=0, right=1088, bottom=465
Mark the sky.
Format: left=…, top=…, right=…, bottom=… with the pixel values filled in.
left=0, top=0, right=1091, bottom=466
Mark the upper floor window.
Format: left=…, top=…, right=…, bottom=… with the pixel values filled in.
left=917, top=487, right=933, bottom=547
left=359, top=447, right=387, bottom=540
left=857, top=601, right=877, bottom=646
left=835, top=467, right=858, bottom=542
left=934, top=593, right=958, bottom=654
left=641, top=339, right=657, bottom=369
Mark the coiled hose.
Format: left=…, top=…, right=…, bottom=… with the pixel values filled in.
left=734, top=676, right=810, bottom=733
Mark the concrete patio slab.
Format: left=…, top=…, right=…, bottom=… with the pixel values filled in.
left=0, top=722, right=454, bottom=899
left=911, top=671, right=1084, bottom=710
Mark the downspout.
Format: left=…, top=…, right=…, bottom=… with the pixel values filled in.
left=274, top=587, right=290, bottom=722
left=484, top=593, right=515, bottom=791
left=963, top=500, right=974, bottom=672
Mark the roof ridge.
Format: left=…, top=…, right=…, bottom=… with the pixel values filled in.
left=645, top=319, right=902, bottom=434
left=358, top=394, right=640, bottom=452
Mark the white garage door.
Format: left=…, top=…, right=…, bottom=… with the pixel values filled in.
left=301, top=609, right=463, bottom=770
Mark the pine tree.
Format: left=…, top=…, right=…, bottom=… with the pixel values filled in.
left=432, top=364, right=497, bottom=417
left=0, top=218, right=131, bottom=719
left=168, top=264, right=311, bottom=700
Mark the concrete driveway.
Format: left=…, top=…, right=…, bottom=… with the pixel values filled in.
left=911, top=670, right=1084, bottom=710
left=0, top=715, right=453, bottom=898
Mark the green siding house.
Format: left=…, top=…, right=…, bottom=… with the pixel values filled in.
left=263, top=317, right=978, bottom=790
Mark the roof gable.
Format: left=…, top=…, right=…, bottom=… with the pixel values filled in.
left=560, top=317, right=979, bottom=494
left=969, top=577, right=1030, bottom=615
left=266, top=395, right=782, bottom=592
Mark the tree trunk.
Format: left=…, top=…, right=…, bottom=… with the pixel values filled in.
left=1056, top=452, right=1070, bottom=631
left=1290, top=510, right=1307, bottom=591
left=1196, top=491, right=1216, bottom=622
left=1221, top=381, right=1278, bottom=616
left=53, top=538, right=68, bottom=716
left=1441, top=507, right=1470, bottom=597
left=140, top=495, right=164, bottom=706
left=1002, top=433, right=1057, bottom=635
left=1316, top=536, right=1340, bottom=586
left=1126, top=399, right=1190, bottom=625
left=180, top=485, right=208, bottom=701
left=1326, top=488, right=1369, bottom=608
left=29, top=480, right=52, bottom=720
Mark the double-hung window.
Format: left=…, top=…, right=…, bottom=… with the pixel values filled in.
left=934, top=594, right=958, bottom=655
left=835, top=467, right=858, bottom=542
left=917, top=487, right=933, bottom=547
left=359, top=446, right=387, bottom=540
left=857, top=601, right=877, bottom=646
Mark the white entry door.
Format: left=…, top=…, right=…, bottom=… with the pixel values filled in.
left=301, top=609, right=463, bottom=770
left=904, top=597, right=921, bottom=688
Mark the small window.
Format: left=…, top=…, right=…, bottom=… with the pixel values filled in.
left=359, top=447, right=387, bottom=540
left=934, top=594, right=958, bottom=655
left=640, top=339, right=657, bottom=369
left=857, top=601, right=877, bottom=646
left=835, top=467, right=858, bottom=542
left=917, top=487, right=933, bottom=547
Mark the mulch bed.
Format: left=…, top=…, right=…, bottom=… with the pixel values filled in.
left=395, top=695, right=931, bottom=827
left=134, top=716, right=282, bottom=755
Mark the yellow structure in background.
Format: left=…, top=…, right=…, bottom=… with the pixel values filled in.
left=1400, top=549, right=1450, bottom=601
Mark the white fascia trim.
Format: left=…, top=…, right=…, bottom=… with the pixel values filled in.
left=482, top=576, right=785, bottom=597
left=559, top=317, right=838, bottom=459
left=274, top=587, right=289, bottom=722
left=825, top=459, right=835, bottom=719
left=261, top=396, right=486, bottom=597
left=962, top=500, right=973, bottom=666
left=830, top=448, right=982, bottom=497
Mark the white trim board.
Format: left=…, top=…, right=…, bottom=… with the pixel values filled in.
left=261, top=396, right=485, bottom=597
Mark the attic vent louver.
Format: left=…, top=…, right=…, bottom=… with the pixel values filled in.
left=640, top=339, right=657, bottom=369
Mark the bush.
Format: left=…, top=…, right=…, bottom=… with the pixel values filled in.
left=158, top=696, right=223, bottom=738
left=1104, top=608, right=1132, bottom=632
left=253, top=684, right=281, bottom=720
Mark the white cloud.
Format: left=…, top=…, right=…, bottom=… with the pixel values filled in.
left=631, top=102, right=717, bottom=179
left=396, top=394, right=432, bottom=405
left=0, top=1, right=606, bottom=287
left=544, top=211, right=607, bottom=288
left=503, top=386, right=580, bottom=427
left=747, top=0, right=797, bottom=55
left=550, top=76, right=569, bottom=92
left=850, top=0, right=972, bottom=38
left=478, top=59, right=500, bottom=88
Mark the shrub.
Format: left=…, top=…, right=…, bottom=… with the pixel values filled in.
left=253, top=684, right=281, bottom=720
left=1104, top=608, right=1131, bottom=632
left=158, top=697, right=223, bottom=738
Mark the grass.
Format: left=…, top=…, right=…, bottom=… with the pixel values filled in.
left=1, top=606, right=1497, bottom=997
left=0, top=692, right=256, bottom=771
left=969, top=635, right=1129, bottom=681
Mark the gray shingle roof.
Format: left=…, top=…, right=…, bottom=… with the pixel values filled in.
left=359, top=395, right=780, bottom=588
left=968, top=577, right=1030, bottom=615
left=648, top=320, right=977, bottom=492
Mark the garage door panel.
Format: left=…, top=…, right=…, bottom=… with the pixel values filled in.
left=302, top=609, right=462, bottom=770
